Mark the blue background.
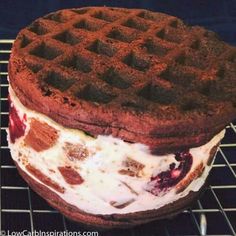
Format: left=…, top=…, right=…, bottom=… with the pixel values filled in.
left=0, top=1, right=236, bottom=234
left=0, top=0, right=236, bottom=46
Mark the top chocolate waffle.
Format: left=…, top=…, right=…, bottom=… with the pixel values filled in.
left=9, top=7, right=236, bottom=154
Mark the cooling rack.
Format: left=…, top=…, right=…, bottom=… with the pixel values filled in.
left=0, top=39, right=236, bottom=236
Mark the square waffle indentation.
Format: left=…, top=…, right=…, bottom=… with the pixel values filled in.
left=122, top=18, right=149, bottom=32
left=54, top=31, right=81, bottom=46
left=99, top=67, right=131, bottom=89
left=74, top=19, right=102, bottom=32
left=161, top=66, right=196, bottom=87
left=216, top=66, right=226, bottom=80
left=123, top=51, right=150, bottom=72
left=138, top=83, right=176, bottom=105
left=227, top=52, right=236, bottom=63
left=180, top=97, right=206, bottom=112
left=25, top=63, right=42, bottom=73
left=190, top=39, right=201, bottom=50
left=87, top=39, right=117, bottom=57
left=197, top=80, right=216, bottom=96
left=137, top=11, right=156, bottom=21
left=76, top=85, right=115, bottom=104
left=156, top=28, right=182, bottom=43
left=196, top=80, right=225, bottom=102
left=61, top=55, right=92, bottom=73
left=175, top=53, right=207, bottom=70
left=91, top=10, right=118, bottom=22
left=28, top=21, right=49, bottom=35
left=30, top=43, right=62, bottom=60
left=44, top=71, right=75, bottom=92
left=72, top=8, right=89, bottom=15
left=142, top=38, right=169, bottom=56
left=169, top=19, right=179, bottom=28
left=20, top=35, right=32, bottom=48
left=44, top=12, right=67, bottom=23
left=107, top=28, right=136, bottom=43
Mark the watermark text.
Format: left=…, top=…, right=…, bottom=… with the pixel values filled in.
left=1, top=230, right=99, bottom=236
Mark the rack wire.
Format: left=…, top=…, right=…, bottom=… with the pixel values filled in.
left=0, top=39, right=236, bottom=236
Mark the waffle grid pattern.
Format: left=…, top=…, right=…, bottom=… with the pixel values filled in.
left=14, top=7, right=236, bottom=113
left=1, top=39, right=236, bottom=236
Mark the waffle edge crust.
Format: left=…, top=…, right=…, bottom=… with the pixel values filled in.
left=8, top=6, right=236, bottom=154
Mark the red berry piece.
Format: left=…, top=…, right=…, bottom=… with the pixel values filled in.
left=8, top=96, right=27, bottom=143
left=147, top=151, right=193, bottom=196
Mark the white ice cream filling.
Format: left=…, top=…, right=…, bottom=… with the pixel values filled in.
left=8, top=86, right=225, bottom=215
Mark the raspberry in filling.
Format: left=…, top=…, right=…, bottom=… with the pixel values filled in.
left=8, top=96, right=26, bottom=143
left=146, top=151, right=193, bottom=196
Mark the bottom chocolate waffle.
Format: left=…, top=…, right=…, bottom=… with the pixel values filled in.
left=8, top=86, right=224, bottom=228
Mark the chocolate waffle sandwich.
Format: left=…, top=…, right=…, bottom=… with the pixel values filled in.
left=8, top=7, right=236, bottom=228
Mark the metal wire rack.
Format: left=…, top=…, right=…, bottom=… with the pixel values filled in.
left=0, top=39, right=236, bottom=236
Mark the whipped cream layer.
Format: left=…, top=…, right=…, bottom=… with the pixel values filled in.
left=8, top=86, right=225, bottom=215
